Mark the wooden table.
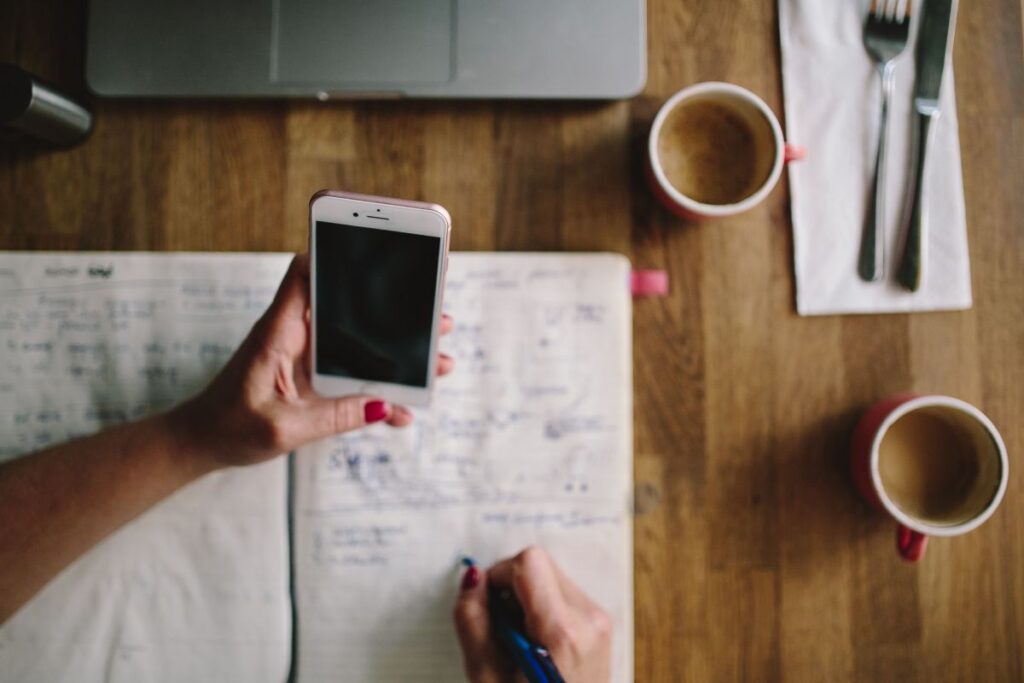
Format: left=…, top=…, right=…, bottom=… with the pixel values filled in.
left=2, top=1, right=1022, bottom=680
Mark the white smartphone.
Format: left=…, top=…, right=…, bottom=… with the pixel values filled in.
left=309, top=190, right=451, bottom=407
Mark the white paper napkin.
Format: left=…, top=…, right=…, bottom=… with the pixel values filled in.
left=779, top=0, right=972, bottom=316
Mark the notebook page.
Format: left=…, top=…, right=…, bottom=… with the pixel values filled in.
left=0, top=252, right=293, bottom=683
left=293, top=253, right=634, bottom=682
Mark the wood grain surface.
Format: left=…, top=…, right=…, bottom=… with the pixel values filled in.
left=2, top=1, right=1022, bottom=681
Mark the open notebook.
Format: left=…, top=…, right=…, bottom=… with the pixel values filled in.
left=0, top=251, right=634, bottom=682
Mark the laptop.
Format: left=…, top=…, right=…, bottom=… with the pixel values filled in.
left=86, top=0, right=645, bottom=99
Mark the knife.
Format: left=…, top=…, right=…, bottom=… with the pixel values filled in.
left=896, top=0, right=959, bottom=292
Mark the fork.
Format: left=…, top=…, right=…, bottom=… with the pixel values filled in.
left=859, top=0, right=912, bottom=282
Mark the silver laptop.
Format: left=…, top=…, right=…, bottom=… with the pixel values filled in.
left=86, top=0, right=645, bottom=99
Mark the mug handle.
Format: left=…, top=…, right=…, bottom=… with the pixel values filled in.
left=784, top=143, right=806, bottom=163
left=897, top=525, right=928, bottom=562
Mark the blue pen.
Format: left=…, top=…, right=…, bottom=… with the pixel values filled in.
left=462, top=557, right=565, bottom=683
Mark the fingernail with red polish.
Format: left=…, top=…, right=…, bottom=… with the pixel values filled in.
left=364, top=400, right=388, bottom=423
left=460, top=566, right=480, bottom=591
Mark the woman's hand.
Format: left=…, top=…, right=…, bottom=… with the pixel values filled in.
left=453, top=546, right=613, bottom=683
left=169, top=252, right=454, bottom=470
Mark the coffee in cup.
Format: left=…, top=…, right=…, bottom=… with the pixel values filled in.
left=878, top=407, right=1001, bottom=526
left=656, top=99, right=774, bottom=206
left=646, top=82, right=804, bottom=220
left=850, top=394, right=1009, bottom=561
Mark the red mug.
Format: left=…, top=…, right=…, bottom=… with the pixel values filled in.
left=850, top=394, right=1009, bottom=561
left=646, top=82, right=805, bottom=220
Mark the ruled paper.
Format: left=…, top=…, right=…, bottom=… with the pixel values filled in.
left=292, top=253, right=634, bottom=682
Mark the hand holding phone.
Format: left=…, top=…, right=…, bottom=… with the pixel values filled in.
left=309, top=191, right=451, bottom=407
left=173, top=252, right=453, bottom=471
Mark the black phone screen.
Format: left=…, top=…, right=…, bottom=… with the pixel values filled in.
left=315, top=220, right=441, bottom=387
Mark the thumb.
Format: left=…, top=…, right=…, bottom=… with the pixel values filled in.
left=298, top=395, right=393, bottom=443
left=453, top=565, right=501, bottom=682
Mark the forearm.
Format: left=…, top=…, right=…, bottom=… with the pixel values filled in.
left=0, top=408, right=219, bottom=623
left=0, top=253, right=425, bottom=623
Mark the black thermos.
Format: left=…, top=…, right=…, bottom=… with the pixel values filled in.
left=0, top=63, right=93, bottom=146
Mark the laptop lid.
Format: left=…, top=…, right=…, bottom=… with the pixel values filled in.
left=86, top=0, right=645, bottom=99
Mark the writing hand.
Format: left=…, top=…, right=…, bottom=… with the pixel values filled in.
left=453, top=546, right=612, bottom=683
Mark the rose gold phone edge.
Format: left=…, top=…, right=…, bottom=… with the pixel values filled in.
left=308, top=189, right=451, bottom=407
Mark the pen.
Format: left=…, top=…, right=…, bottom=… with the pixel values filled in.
left=461, top=557, right=565, bottom=683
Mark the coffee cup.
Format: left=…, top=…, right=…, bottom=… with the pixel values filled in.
left=850, top=394, right=1009, bottom=562
left=646, top=82, right=804, bottom=220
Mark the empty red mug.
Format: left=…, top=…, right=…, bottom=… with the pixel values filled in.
left=850, top=394, right=1009, bottom=561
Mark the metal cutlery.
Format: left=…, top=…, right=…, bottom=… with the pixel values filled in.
left=896, top=0, right=958, bottom=291
left=860, top=0, right=912, bottom=282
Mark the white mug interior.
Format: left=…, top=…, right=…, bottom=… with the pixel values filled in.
left=869, top=396, right=1009, bottom=538
left=648, top=82, right=785, bottom=218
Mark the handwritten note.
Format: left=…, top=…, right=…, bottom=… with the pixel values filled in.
left=293, top=253, right=634, bottom=682
left=0, top=252, right=294, bottom=683
left=0, top=251, right=634, bottom=683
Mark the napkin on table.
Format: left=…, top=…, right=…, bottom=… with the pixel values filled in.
left=778, top=0, right=971, bottom=316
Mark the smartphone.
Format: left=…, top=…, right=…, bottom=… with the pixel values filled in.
left=309, top=190, right=451, bottom=407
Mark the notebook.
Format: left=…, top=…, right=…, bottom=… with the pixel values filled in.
left=0, top=251, right=634, bottom=682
